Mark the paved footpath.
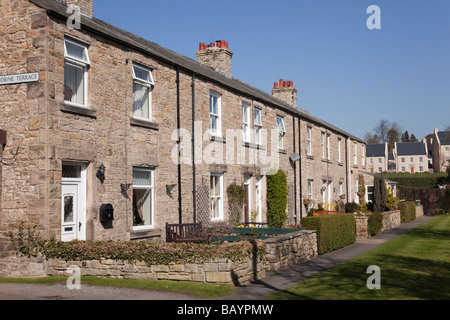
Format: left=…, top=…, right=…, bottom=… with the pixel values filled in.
left=0, top=215, right=435, bottom=300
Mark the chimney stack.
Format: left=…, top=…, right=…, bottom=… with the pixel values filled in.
left=271, top=79, right=298, bottom=107
left=65, top=0, right=93, bottom=17
left=196, top=40, right=233, bottom=78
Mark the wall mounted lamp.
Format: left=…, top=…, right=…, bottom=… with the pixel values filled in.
left=97, top=164, right=106, bottom=183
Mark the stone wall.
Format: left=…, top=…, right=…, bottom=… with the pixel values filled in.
left=265, top=230, right=317, bottom=271
left=45, top=231, right=317, bottom=286
left=46, top=255, right=266, bottom=287
left=355, top=210, right=401, bottom=239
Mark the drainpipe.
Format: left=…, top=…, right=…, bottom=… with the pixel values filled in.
left=176, top=66, right=182, bottom=223
left=346, top=137, right=349, bottom=204
left=191, top=73, right=197, bottom=223
left=298, top=117, right=303, bottom=221
left=292, top=116, right=297, bottom=225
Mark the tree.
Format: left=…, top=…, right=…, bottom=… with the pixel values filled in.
left=364, top=132, right=380, bottom=144
left=410, top=133, right=418, bottom=142
left=387, top=127, right=400, bottom=152
left=374, top=119, right=390, bottom=143
left=373, top=174, right=387, bottom=212
left=401, top=130, right=410, bottom=143
left=266, top=170, right=287, bottom=228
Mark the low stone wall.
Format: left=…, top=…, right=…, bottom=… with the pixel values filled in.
left=356, top=210, right=401, bottom=239
left=265, top=230, right=317, bottom=271
left=46, top=255, right=266, bottom=287
left=415, top=205, right=424, bottom=219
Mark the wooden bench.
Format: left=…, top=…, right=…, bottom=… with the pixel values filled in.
left=166, top=222, right=210, bottom=243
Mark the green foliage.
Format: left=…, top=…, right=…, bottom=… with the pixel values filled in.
left=374, top=174, right=387, bottom=212
left=9, top=222, right=266, bottom=266
left=302, top=214, right=356, bottom=255
left=368, top=212, right=383, bottom=236
left=358, top=174, right=366, bottom=205
left=266, top=170, right=288, bottom=228
left=345, top=202, right=360, bottom=213
left=226, top=182, right=245, bottom=226
left=386, top=188, right=399, bottom=210
left=399, top=201, right=416, bottom=223
left=384, top=172, right=449, bottom=200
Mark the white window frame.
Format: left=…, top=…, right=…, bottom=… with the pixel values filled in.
left=321, top=132, right=325, bottom=158
left=307, top=179, right=313, bottom=210
left=242, top=103, right=251, bottom=143
left=132, top=168, right=155, bottom=230
left=353, top=142, right=358, bottom=165
left=254, top=108, right=262, bottom=145
left=64, top=38, right=90, bottom=108
left=210, top=92, right=222, bottom=137
left=362, top=146, right=365, bottom=166
left=132, top=63, right=154, bottom=121
left=338, top=138, right=341, bottom=163
left=210, top=173, right=224, bottom=221
left=307, top=126, right=312, bottom=156
left=276, top=116, right=286, bottom=149
left=354, top=179, right=359, bottom=204
left=327, top=134, right=331, bottom=161
left=366, top=185, right=374, bottom=203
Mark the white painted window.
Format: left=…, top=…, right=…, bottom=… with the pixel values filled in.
left=276, top=116, right=286, bottom=149
left=64, top=38, right=90, bottom=107
left=254, top=108, right=262, bottom=145
left=242, top=103, right=250, bottom=142
left=366, top=185, right=374, bottom=203
left=338, top=138, right=341, bottom=163
left=210, top=173, right=223, bottom=221
left=132, top=168, right=154, bottom=229
left=353, top=142, right=358, bottom=165
left=307, top=126, right=312, bottom=156
left=354, top=179, right=359, bottom=203
left=132, top=64, right=154, bottom=120
left=210, top=92, right=222, bottom=136
left=321, top=132, right=325, bottom=158
left=327, top=134, right=331, bottom=160
left=362, top=146, right=365, bottom=165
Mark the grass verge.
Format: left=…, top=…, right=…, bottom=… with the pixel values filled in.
left=267, top=215, right=450, bottom=300
left=0, top=276, right=234, bottom=298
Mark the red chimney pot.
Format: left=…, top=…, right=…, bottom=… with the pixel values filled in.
left=274, top=82, right=278, bottom=89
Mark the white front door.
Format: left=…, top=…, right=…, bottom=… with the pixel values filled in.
left=255, top=177, right=262, bottom=223
left=61, top=163, right=86, bottom=242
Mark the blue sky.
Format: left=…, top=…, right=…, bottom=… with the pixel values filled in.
left=93, top=0, right=450, bottom=141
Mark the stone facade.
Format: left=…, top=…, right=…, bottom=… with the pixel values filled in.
left=0, top=0, right=366, bottom=270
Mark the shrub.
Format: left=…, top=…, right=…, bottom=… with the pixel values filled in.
left=302, top=214, right=356, bottom=255
left=226, top=183, right=245, bottom=226
left=368, top=212, right=383, bottom=236
left=266, top=170, right=287, bottom=228
left=384, top=173, right=448, bottom=200
left=374, top=174, right=387, bottom=212
left=345, top=202, right=359, bottom=213
left=399, top=201, right=416, bottom=222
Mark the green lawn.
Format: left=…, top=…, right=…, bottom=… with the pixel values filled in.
left=267, top=215, right=450, bottom=300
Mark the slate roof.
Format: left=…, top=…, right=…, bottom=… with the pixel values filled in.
left=437, top=131, right=450, bottom=145
left=29, top=0, right=364, bottom=143
left=366, top=144, right=385, bottom=157
left=396, top=143, right=427, bottom=156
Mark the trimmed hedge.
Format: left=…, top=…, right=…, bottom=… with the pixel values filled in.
left=368, top=212, right=383, bottom=236
left=399, top=201, right=416, bottom=223
left=266, top=170, right=288, bottom=228
left=302, top=214, right=356, bottom=255
left=384, top=173, right=448, bottom=200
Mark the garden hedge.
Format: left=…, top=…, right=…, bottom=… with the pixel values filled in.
left=266, top=170, right=287, bottom=228
left=368, top=212, right=383, bottom=236
left=399, top=201, right=416, bottom=223
left=302, top=214, right=356, bottom=255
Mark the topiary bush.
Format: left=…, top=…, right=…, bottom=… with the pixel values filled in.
left=266, top=169, right=288, bottom=228
left=345, top=202, right=359, bottom=213
left=399, top=201, right=416, bottom=222
left=368, top=211, right=383, bottom=236
left=302, top=214, right=356, bottom=255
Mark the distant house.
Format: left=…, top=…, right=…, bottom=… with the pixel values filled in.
left=366, top=143, right=388, bottom=173
left=366, top=141, right=429, bottom=174
left=428, top=128, right=450, bottom=173
left=394, top=142, right=429, bottom=174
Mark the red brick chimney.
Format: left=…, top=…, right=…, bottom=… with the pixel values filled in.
left=196, top=40, right=233, bottom=78
left=65, top=0, right=93, bottom=17
left=272, top=79, right=298, bottom=107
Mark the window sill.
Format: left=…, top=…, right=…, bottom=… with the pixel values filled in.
left=210, top=135, right=226, bottom=143
left=321, top=159, right=333, bottom=164
left=242, top=142, right=266, bottom=150
left=278, top=148, right=287, bottom=155
left=307, top=155, right=314, bottom=160
left=130, top=118, right=160, bottom=130
left=61, top=102, right=97, bottom=118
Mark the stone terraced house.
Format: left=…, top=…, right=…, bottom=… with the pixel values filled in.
left=0, top=0, right=367, bottom=274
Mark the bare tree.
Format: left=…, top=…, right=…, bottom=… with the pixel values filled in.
left=373, top=119, right=390, bottom=143
left=364, top=132, right=380, bottom=144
